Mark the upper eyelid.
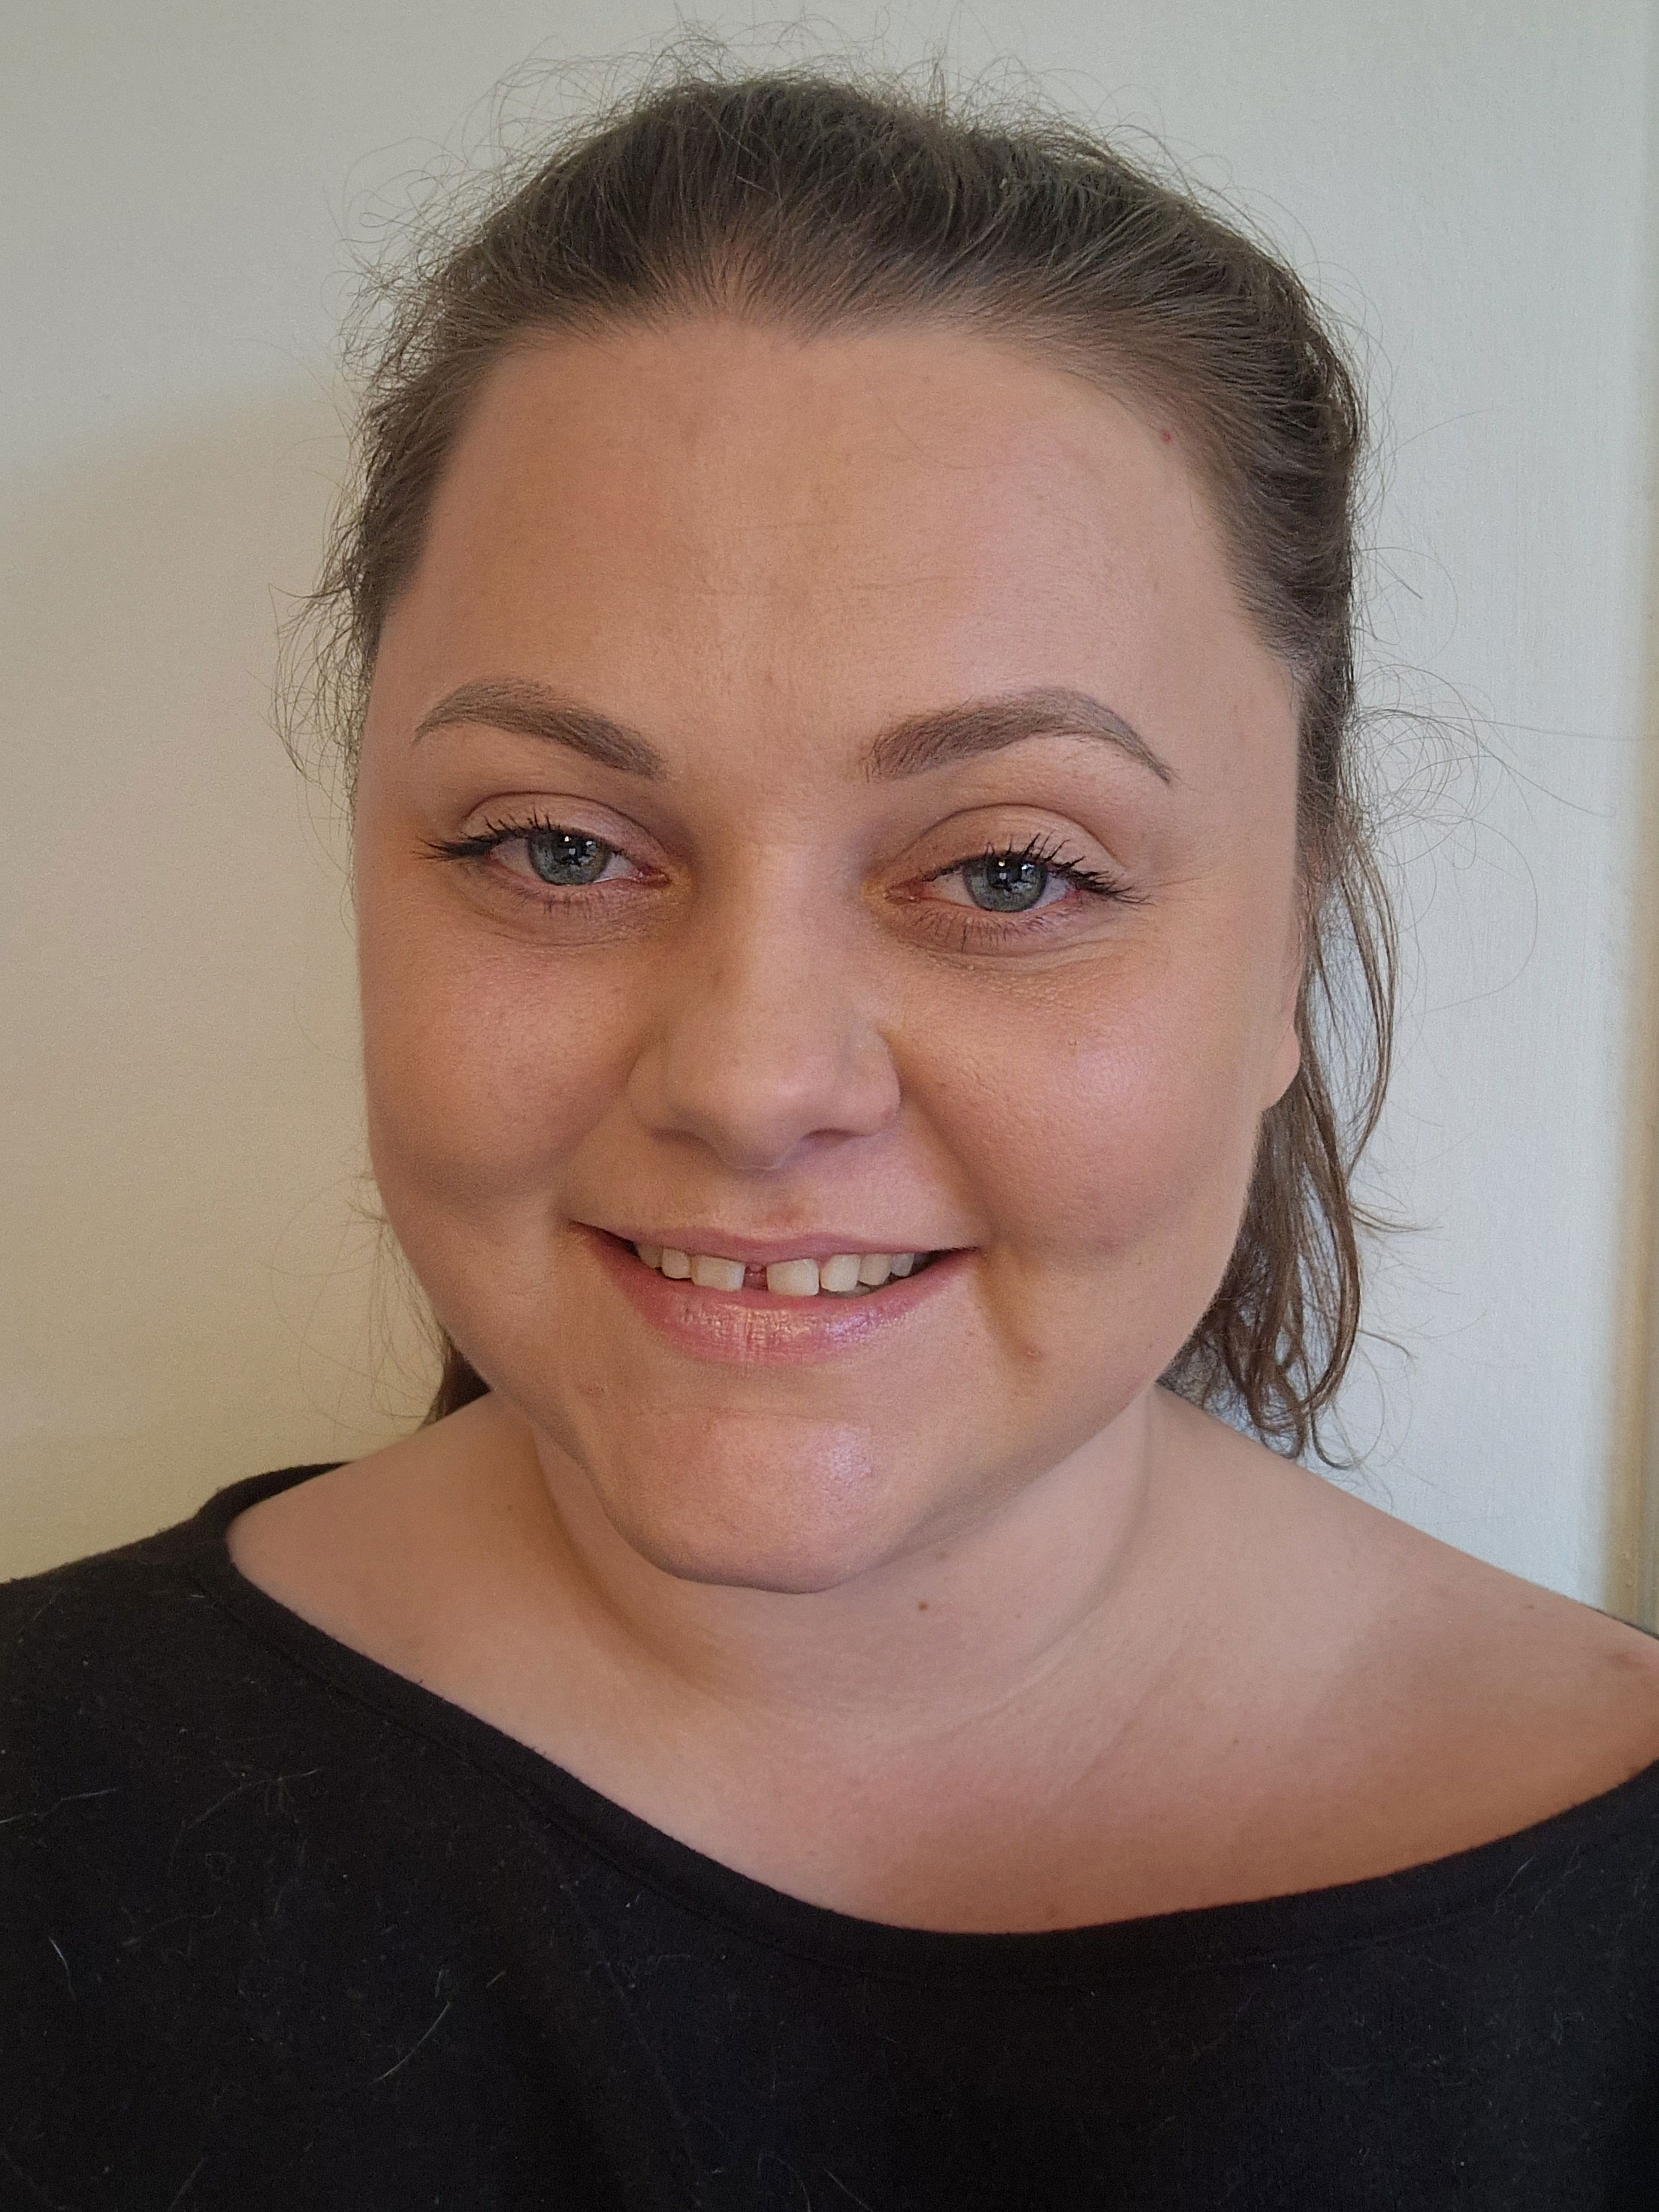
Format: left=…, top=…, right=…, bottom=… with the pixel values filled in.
left=444, top=799, right=660, bottom=854
left=465, top=811, right=615, bottom=844
left=909, top=811, right=1126, bottom=875
left=923, top=835, right=1095, bottom=875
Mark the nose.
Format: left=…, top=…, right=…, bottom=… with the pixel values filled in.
left=627, top=890, right=902, bottom=1172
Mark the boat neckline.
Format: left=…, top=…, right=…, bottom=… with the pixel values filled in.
left=174, top=1458, right=1659, bottom=1987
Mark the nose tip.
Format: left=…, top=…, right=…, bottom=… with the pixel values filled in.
left=629, top=973, right=902, bottom=1171
left=633, top=1033, right=902, bottom=1171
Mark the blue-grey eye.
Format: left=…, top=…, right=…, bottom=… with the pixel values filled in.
left=524, top=828, right=612, bottom=886
left=962, top=854, right=1050, bottom=912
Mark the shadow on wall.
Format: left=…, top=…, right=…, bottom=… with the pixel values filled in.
left=0, top=385, right=431, bottom=1579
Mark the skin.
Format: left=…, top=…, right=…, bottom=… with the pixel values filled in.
left=230, top=318, right=1659, bottom=1932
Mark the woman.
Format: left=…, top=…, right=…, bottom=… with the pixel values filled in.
left=6, top=67, right=1659, bottom=2210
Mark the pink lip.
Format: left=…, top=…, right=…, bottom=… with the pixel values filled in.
left=583, top=1226, right=971, bottom=1365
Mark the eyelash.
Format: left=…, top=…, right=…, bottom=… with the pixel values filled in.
left=933, top=832, right=1125, bottom=905
left=426, top=814, right=616, bottom=868
left=425, top=814, right=1134, bottom=938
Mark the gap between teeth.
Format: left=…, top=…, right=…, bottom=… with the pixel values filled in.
left=633, top=1244, right=923, bottom=1295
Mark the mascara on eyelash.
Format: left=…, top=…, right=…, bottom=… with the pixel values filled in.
left=925, top=832, right=1128, bottom=902
left=423, top=813, right=608, bottom=861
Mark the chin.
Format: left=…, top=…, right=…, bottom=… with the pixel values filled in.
left=627, top=1529, right=886, bottom=1597
left=584, top=1424, right=922, bottom=1595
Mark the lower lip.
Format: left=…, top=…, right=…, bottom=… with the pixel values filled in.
left=585, top=1228, right=970, bottom=1365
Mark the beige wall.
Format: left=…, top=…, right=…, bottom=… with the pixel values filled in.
left=4, top=1, right=1656, bottom=1603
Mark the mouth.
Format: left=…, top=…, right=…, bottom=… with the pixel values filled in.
left=623, top=1238, right=943, bottom=1298
left=584, top=1227, right=965, bottom=1362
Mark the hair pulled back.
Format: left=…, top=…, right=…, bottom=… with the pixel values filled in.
left=305, top=62, right=1395, bottom=1461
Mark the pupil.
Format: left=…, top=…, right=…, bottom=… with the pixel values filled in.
left=524, top=829, right=609, bottom=886
left=965, top=855, right=1047, bottom=913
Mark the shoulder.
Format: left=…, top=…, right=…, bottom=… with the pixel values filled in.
left=0, top=1474, right=339, bottom=1870
left=2, top=1510, right=222, bottom=1717
left=1267, top=1449, right=1659, bottom=1869
left=1160, top=1399, right=1659, bottom=1887
left=1320, top=1470, right=1659, bottom=1736
left=1, top=1467, right=331, bottom=1694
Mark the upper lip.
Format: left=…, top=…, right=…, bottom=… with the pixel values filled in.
left=590, top=1225, right=948, bottom=1265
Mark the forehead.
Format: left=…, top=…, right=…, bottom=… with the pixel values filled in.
left=374, top=317, right=1292, bottom=787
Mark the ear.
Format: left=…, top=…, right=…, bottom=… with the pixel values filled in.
left=1265, top=1009, right=1302, bottom=1111
left=1262, top=893, right=1307, bottom=1111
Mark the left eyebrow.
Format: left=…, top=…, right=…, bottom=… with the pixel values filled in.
left=860, top=687, right=1175, bottom=786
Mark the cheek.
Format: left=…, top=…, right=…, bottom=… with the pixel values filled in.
left=935, top=938, right=1269, bottom=1288
left=356, top=877, right=631, bottom=1225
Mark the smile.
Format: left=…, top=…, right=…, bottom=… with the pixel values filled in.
left=586, top=1228, right=965, bottom=1364
left=631, top=1243, right=935, bottom=1297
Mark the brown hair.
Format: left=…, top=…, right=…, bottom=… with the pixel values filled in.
left=301, top=62, right=1396, bottom=1460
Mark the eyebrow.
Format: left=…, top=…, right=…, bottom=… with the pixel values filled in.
left=863, top=686, right=1173, bottom=785
left=413, top=679, right=668, bottom=779
left=412, top=677, right=1174, bottom=787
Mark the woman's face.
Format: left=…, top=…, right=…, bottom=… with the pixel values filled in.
left=355, top=319, right=1303, bottom=1592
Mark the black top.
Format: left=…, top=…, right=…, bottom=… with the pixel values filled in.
left=5, top=1464, right=1659, bottom=2211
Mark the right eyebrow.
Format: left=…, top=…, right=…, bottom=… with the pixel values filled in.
left=412, top=679, right=669, bottom=780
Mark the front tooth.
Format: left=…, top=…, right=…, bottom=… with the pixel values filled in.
left=889, top=1253, right=917, bottom=1277
left=819, top=1253, right=863, bottom=1294
left=690, top=1253, right=746, bottom=1291
left=636, top=1242, right=663, bottom=1269
left=857, top=1253, right=893, bottom=1287
left=766, top=1258, right=820, bottom=1297
left=660, top=1247, right=692, bottom=1279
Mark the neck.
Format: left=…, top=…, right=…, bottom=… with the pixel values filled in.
left=497, top=1386, right=1202, bottom=1768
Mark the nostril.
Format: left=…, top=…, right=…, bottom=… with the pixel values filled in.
left=627, top=1014, right=903, bottom=1169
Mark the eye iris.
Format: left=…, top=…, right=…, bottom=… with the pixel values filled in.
left=524, top=828, right=610, bottom=885
left=963, top=854, right=1048, bottom=913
